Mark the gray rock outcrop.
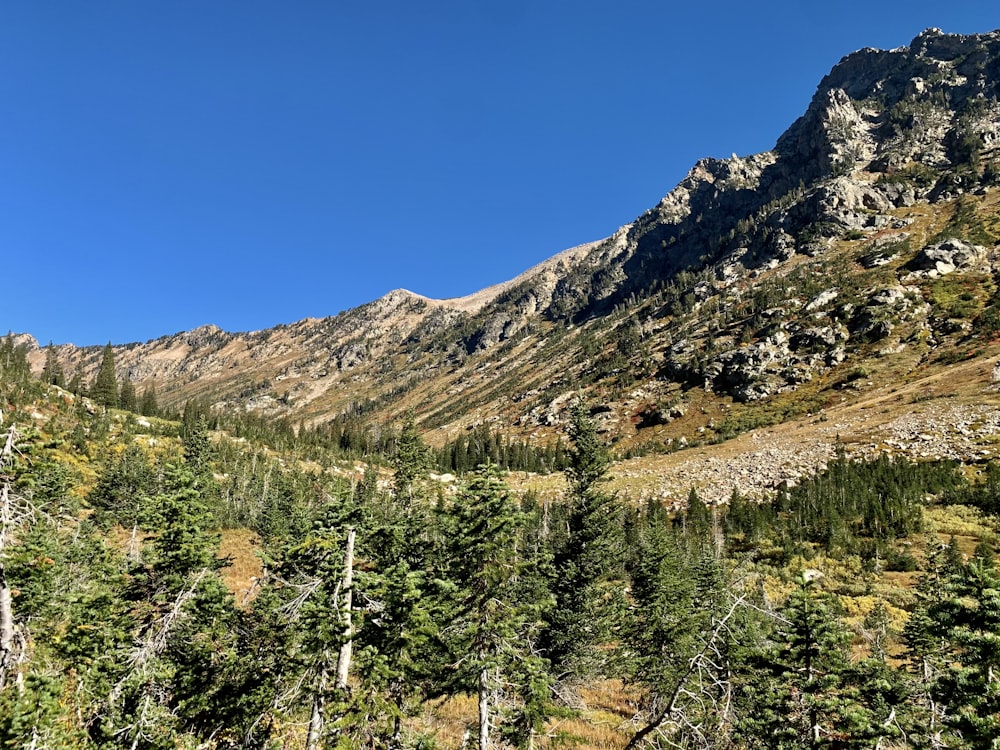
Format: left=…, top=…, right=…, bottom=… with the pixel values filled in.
left=908, top=238, right=989, bottom=275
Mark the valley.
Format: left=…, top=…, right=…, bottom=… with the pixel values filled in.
left=4, top=26, right=1000, bottom=750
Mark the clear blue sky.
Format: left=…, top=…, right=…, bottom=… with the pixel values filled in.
left=3, top=2, right=999, bottom=346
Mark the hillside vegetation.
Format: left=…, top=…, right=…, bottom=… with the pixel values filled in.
left=4, top=330, right=1000, bottom=749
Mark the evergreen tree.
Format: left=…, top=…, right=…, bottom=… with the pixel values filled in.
left=444, top=465, right=553, bottom=750
left=99, top=463, right=237, bottom=749
left=928, top=557, right=1000, bottom=748
left=182, top=414, right=213, bottom=480
left=67, top=363, right=85, bottom=396
left=0, top=334, right=30, bottom=383
left=737, top=575, right=899, bottom=749
left=543, top=402, right=626, bottom=680
left=392, top=412, right=429, bottom=505
left=91, top=342, right=119, bottom=408
left=344, top=439, right=451, bottom=749
left=88, top=442, right=157, bottom=528
left=0, top=428, right=133, bottom=748
left=902, top=538, right=964, bottom=745
left=40, top=342, right=65, bottom=387
left=119, top=377, right=137, bottom=412
left=146, top=463, right=224, bottom=590
left=262, top=500, right=358, bottom=749
left=623, top=501, right=752, bottom=749
left=138, top=381, right=159, bottom=417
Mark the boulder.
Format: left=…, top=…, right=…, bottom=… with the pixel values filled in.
left=908, top=238, right=987, bottom=275
left=804, top=289, right=839, bottom=312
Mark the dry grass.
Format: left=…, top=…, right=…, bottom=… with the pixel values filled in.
left=219, top=528, right=263, bottom=602
left=409, top=680, right=638, bottom=750
left=412, top=694, right=477, bottom=748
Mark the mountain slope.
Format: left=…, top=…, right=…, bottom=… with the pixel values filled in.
left=26, top=28, right=1000, bottom=469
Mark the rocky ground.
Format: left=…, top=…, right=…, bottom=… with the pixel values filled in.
left=516, top=353, right=1000, bottom=506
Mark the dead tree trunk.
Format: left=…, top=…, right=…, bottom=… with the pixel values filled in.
left=335, top=527, right=355, bottom=691
left=0, top=425, right=24, bottom=690
left=0, top=564, right=13, bottom=689
left=308, top=526, right=357, bottom=750
left=306, top=664, right=328, bottom=750
left=478, top=667, right=491, bottom=750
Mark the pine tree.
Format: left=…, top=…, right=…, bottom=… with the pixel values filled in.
left=0, top=334, right=30, bottom=384
left=928, top=557, right=1000, bottom=748
left=1, top=424, right=30, bottom=691
left=182, top=414, right=213, bottom=480
left=623, top=503, right=751, bottom=750
left=90, top=342, right=119, bottom=408
left=392, top=412, right=429, bottom=504
left=146, top=463, right=224, bottom=589
left=119, top=377, right=137, bottom=412
left=66, top=363, right=85, bottom=396
left=445, top=464, right=553, bottom=750
left=902, top=538, right=963, bottom=745
left=737, top=575, right=898, bottom=749
left=39, top=342, right=65, bottom=387
left=88, top=442, right=157, bottom=528
left=0, top=426, right=137, bottom=747
left=99, top=463, right=237, bottom=748
left=543, top=402, right=626, bottom=680
left=349, top=449, right=450, bottom=750
left=138, top=381, right=159, bottom=417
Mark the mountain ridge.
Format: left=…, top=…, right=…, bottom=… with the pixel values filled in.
left=21, top=28, right=1000, bottom=473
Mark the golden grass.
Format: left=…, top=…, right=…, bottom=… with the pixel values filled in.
left=412, top=694, right=477, bottom=748
left=219, top=528, right=263, bottom=603
left=409, top=680, right=638, bottom=750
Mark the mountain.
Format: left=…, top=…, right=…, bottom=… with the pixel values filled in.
left=24, top=27, right=1000, bottom=496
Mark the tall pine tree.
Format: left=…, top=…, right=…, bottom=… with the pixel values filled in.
left=544, top=402, right=626, bottom=681
left=445, top=464, right=553, bottom=750
left=40, top=342, right=64, bottom=387
left=90, top=342, right=119, bottom=408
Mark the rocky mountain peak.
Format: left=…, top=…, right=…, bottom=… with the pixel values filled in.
left=22, top=29, right=1000, bottom=449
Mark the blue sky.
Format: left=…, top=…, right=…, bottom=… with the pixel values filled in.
left=3, top=2, right=999, bottom=346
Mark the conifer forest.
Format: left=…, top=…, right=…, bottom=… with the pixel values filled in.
left=3, top=335, right=1000, bottom=750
